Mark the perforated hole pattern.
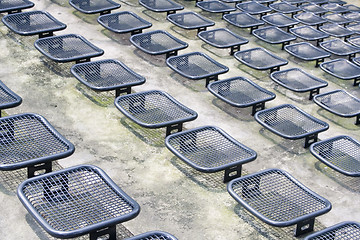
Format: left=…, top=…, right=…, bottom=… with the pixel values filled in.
left=230, top=169, right=328, bottom=222
left=20, top=166, right=136, bottom=232
left=116, top=90, right=196, bottom=125
left=0, top=83, right=20, bottom=105
left=167, top=126, right=256, bottom=169
left=0, top=114, right=72, bottom=165
left=271, top=69, right=326, bottom=90
left=307, top=222, right=360, bottom=240
left=311, top=136, right=360, bottom=174
left=70, top=0, right=119, bottom=12
left=98, top=12, right=150, bottom=31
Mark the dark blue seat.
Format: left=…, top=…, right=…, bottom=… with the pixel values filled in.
left=69, top=0, right=120, bottom=15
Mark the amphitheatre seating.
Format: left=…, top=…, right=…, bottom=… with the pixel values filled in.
left=262, top=13, right=299, bottom=32
left=293, top=12, right=327, bottom=28
left=69, top=0, right=120, bottom=15
left=2, top=11, right=66, bottom=38
left=227, top=168, right=332, bottom=236
left=126, top=231, right=178, bottom=240
left=290, top=26, right=329, bottom=46
left=319, top=23, right=354, bottom=40
left=254, top=104, right=329, bottom=148
left=139, top=0, right=184, bottom=16
left=196, top=0, right=236, bottom=16
left=167, top=12, right=214, bottom=33
left=0, top=0, right=34, bottom=14
left=320, top=59, right=360, bottom=86
left=305, top=222, right=360, bottom=240
left=269, top=2, right=301, bottom=16
left=252, top=26, right=296, bottom=49
left=320, top=39, right=360, bottom=60
left=236, top=1, right=271, bottom=17
left=223, top=12, right=265, bottom=33
left=0, top=113, right=75, bottom=178
left=284, top=42, right=330, bottom=67
left=322, top=13, right=352, bottom=25
left=0, top=80, right=22, bottom=117
left=17, top=165, right=140, bottom=240
left=165, top=126, right=257, bottom=183
left=300, top=3, right=327, bottom=16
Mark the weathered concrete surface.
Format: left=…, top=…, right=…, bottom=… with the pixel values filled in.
left=0, top=0, right=359, bottom=239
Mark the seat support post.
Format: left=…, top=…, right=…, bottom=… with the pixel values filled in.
left=294, top=218, right=315, bottom=237
left=90, top=225, right=116, bottom=240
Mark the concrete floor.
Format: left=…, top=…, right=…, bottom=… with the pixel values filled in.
left=0, top=0, right=359, bottom=239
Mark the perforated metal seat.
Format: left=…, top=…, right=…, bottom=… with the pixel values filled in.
left=281, top=0, right=306, bottom=6
left=310, top=136, right=360, bottom=176
left=0, top=80, right=22, bottom=117
left=197, top=28, right=248, bottom=55
left=313, top=89, right=360, bottom=124
left=322, top=3, right=349, bottom=13
left=234, top=47, right=288, bottom=73
left=166, top=52, right=229, bottom=87
left=2, top=11, right=66, bottom=38
left=34, top=34, right=104, bottom=63
left=348, top=35, right=360, bottom=48
left=252, top=26, right=296, bottom=49
left=319, top=23, right=353, bottom=39
left=196, top=0, right=236, bottom=15
left=322, top=13, right=351, bottom=25
left=270, top=68, right=328, bottom=100
left=165, top=126, right=257, bottom=182
left=17, top=165, right=140, bottom=239
left=346, top=4, right=360, bottom=12
left=301, top=3, right=327, bottom=15
left=254, top=104, right=329, bottom=147
left=126, top=231, right=178, bottom=240
left=223, top=12, right=264, bottom=32
left=269, top=2, right=301, bottom=16
left=227, top=168, right=332, bottom=236
left=328, top=0, right=346, bottom=5
left=262, top=13, right=299, bottom=31
left=207, top=77, right=276, bottom=115
left=115, top=90, right=198, bottom=136
left=69, top=0, right=120, bottom=15
left=236, top=1, right=271, bottom=16
left=344, top=12, right=360, bottom=22
left=290, top=26, right=329, bottom=46
left=130, top=30, right=188, bottom=58
left=0, top=113, right=75, bottom=178
left=320, top=59, right=360, bottom=86
left=284, top=42, right=330, bottom=67
left=139, top=0, right=184, bottom=15
left=320, top=39, right=360, bottom=60
left=71, top=59, right=146, bottom=97
left=97, top=11, right=152, bottom=35
left=0, top=0, right=34, bottom=14
left=305, top=222, right=360, bottom=240
left=306, top=0, right=329, bottom=4
left=167, top=12, right=214, bottom=33
left=293, top=12, right=327, bottom=27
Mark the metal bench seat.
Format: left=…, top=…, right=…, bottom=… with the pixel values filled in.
left=310, top=136, right=360, bottom=176
left=17, top=165, right=140, bottom=239
left=305, top=222, right=360, bottom=240
left=320, top=59, right=360, bottom=86
left=344, top=12, right=360, bottom=22
left=196, top=0, right=236, bottom=15
left=290, top=26, right=329, bottom=46
left=313, top=89, right=360, bottom=124
left=0, top=0, right=34, bottom=14
left=322, top=3, right=349, bottom=13
left=69, top=0, right=120, bottom=15
left=115, top=90, right=198, bottom=136
left=0, top=113, right=75, bottom=178
left=167, top=12, right=214, bottom=33
left=208, top=77, right=276, bottom=115
left=223, top=12, right=264, bottom=33
left=197, top=28, right=249, bottom=55
left=293, top=12, right=327, bottom=27
left=300, top=3, right=328, bottom=16
left=234, top=47, right=288, bottom=73
left=328, top=0, right=346, bottom=5
left=126, top=231, right=178, bottom=240
left=252, top=26, right=296, bottom=49
left=281, top=0, right=306, bottom=7
left=254, top=104, right=329, bottom=147
left=322, top=13, right=352, bottom=25
left=130, top=30, right=188, bottom=58
left=139, top=0, right=184, bottom=16
left=34, top=34, right=104, bottom=63
left=166, top=52, right=229, bottom=87
left=227, top=168, right=332, bottom=236
left=97, top=11, right=152, bottom=35
left=306, top=0, right=329, bottom=4
left=270, top=68, right=328, bottom=100
left=319, top=23, right=353, bottom=39
left=269, top=2, right=301, bottom=16
left=2, top=11, right=66, bottom=38
left=348, top=35, right=360, bottom=48
left=284, top=42, right=330, bottom=67
left=262, top=13, right=299, bottom=31
left=236, top=1, right=271, bottom=16
left=320, top=39, right=360, bottom=60
left=71, top=59, right=146, bottom=97
left=347, top=23, right=360, bottom=34
left=0, top=80, right=22, bottom=117
left=165, top=126, right=257, bottom=182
